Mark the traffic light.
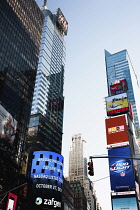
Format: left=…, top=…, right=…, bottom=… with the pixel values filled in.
left=88, top=161, right=94, bottom=176
left=22, top=186, right=27, bottom=198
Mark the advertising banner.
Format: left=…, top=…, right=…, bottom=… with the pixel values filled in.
left=105, top=115, right=129, bottom=146
left=108, top=146, right=135, bottom=191
left=0, top=104, right=17, bottom=148
left=6, top=192, right=17, bottom=210
left=110, top=79, right=128, bottom=96
left=106, top=93, right=129, bottom=116
left=30, top=151, right=64, bottom=209
left=111, top=191, right=138, bottom=210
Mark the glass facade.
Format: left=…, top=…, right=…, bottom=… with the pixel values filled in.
left=27, top=7, right=67, bottom=154
left=0, top=0, right=43, bottom=191
left=105, top=50, right=140, bottom=136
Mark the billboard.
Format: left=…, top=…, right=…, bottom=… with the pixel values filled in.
left=106, top=93, right=129, bottom=116
left=105, top=115, right=129, bottom=146
left=108, top=146, right=135, bottom=191
left=111, top=191, right=138, bottom=210
left=57, top=8, right=68, bottom=35
left=110, top=79, right=128, bottom=96
left=6, top=193, right=17, bottom=210
left=30, top=151, right=64, bottom=209
left=0, top=104, right=17, bottom=148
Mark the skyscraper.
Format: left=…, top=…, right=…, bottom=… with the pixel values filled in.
left=0, top=0, right=43, bottom=207
left=27, top=5, right=68, bottom=155
left=105, top=49, right=140, bottom=138
left=105, top=50, right=140, bottom=209
left=68, top=133, right=98, bottom=210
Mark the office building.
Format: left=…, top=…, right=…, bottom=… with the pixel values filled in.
left=105, top=50, right=140, bottom=138
left=62, top=178, right=75, bottom=210
left=68, top=134, right=99, bottom=210
left=27, top=4, right=68, bottom=155
left=0, top=0, right=43, bottom=208
left=70, top=181, right=87, bottom=210
left=105, top=50, right=140, bottom=209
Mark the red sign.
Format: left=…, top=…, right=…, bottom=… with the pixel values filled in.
left=6, top=192, right=17, bottom=210
left=105, top=115, right=129, bottom=146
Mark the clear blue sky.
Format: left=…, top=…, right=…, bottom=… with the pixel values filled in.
left=36, top=1, right=140, bottom=209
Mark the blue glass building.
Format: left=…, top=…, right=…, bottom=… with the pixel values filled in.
left=105, top=49, right=140, bottom=137
left=27, top=6, right=68, bottom=154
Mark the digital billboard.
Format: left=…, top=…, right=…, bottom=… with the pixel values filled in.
left=111, top=191, right=138, bottom=210
left=30, top=151, right=64, bottom=209
left=57, top=8, right=68, bottom=35
left=105, top=115, right=129, bottom=146
left=106, top=93, right=129, bottom=116
left=108, top=146, right=135, bottom=191
left=6, top=192, right=17, bottom=210
left=0, top=104, right=17, bottom=148
left=110, top=79, right=128, bottom=96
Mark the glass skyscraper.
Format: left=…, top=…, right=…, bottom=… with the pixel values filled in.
left=0, top=0, right=43, bottom=206
left=105, top=49, right=140, bottom=137
left=27, top=6, right=68, bottom=154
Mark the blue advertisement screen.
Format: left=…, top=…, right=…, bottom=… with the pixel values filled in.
left=30, top=151, right=64, bottom=209
left=108, top=146, right=135, bottom=190
left=112, top=196, right=138, bottom=210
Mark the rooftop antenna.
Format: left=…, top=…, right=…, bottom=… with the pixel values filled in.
left=41, top=0, right=48, bottom=10
left=44, top=0, right=47, bottom=7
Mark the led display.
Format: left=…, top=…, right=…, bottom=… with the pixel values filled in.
left=110, top=79, right=128, bottom=96
left=57, top=8, right=68, bottom=35
left=111, top=192, right=138, bottom=210
left=30, top=151, right=64, bottom=209
left=108, top=146, right=135, bottom=191
left=106, top=93, right=129, bottom=116
left=0, top=104, right=17, bottom=149
left=6, top=193, right=17, bottom=210
left=105, top=115, right=129, bottom=146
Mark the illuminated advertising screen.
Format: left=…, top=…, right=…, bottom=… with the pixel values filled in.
left=105, top=115, right=129, bottom=146
left=0, top=104, right=17, bottom=149
left=110, top=79, right=128, bottom=96
left=57, top=8, right=68, bottom=35
left=108, top=146, right=135, bottom=191
left=111, top=192, right=138, bottom=210
left=6, top=193, right=17, bottom=210
left=106, top=93, right=129, bottom=116
left=30, top=151, right=64, bottom=209
left=48, top=97, right=64, bottom=112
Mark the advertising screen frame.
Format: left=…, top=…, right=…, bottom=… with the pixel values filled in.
left=6, top=192, right=17, bottom=210
left=110, top=79, right=128, bottom=96
left=105, top=115, right=129, bottom=146
left=0, top=104, right=17, bottom=150
left=30, top=151, right=64, bottom=209
left=57, top=8, right=68, bottom=35
left=111, top=191, right=139, bottom=210
left=106, top=92, right=129, bottom=116
left=108, top=146, right=135, bottom=191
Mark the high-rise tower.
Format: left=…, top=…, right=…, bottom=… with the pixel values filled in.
left=105, top=50, right=140, bottom=209
left=0, top=0, right=43, bottom=207
left=27, top=6, right=68, bottom=154
left=105, top=49, right=140, bottom=138
left=68, top=133, right=99, bottom=210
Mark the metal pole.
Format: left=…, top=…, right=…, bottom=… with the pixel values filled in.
left=89, top=156, right=140, bottom=160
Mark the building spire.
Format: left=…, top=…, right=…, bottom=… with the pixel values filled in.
left=44, top=0, right=47, bottom=6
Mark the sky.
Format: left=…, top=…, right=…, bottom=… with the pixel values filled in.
left=36, top=1, right=140, bottom=209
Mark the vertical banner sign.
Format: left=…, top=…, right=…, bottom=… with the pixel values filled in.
left=108, top=146, right=135, bottom=191
left=6, top=192, right=17, bottom=210
left=0, top=104, right=17, bottom=149
left=30, top=151, right=64, bottom=209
